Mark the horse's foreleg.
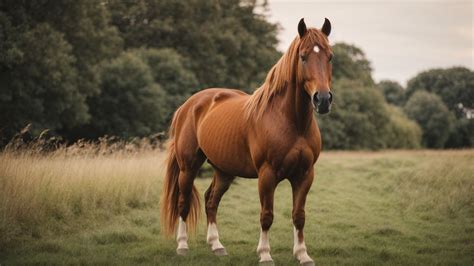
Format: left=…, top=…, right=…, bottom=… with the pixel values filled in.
left=256, top=167, right=277, bottom=264
left=205, top=170, right=234, bottom=256
left=290, top=168, right=315, bottom=265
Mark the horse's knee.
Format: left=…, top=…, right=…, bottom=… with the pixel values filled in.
left=260, top=210, right=274, bottom=231
left=292, top=210, right=305, bottom=230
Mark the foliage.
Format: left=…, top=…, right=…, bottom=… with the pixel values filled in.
left=445, top=118, right=474, bottom=148
left=0, top=17, right=86, bottom=139
left=0, top=0, right=471, bottom=150
left=318, top=80, right=388, bottom=150
left=331, top=43, right=374, bottom=86
left=384, top=106, right=422, bottom=148
left=107, top=0, right=281, bottom=92
left=0, top=0, right=281, bottom=142
left=406, top=67, right=474, bottom=119
left=377, top=80, right=405, bottom=106
left=318, top=80, right=421, bottom=150
left=0, top=0, right=122, bottom=140
left=85, top=52, right=167, bottom=139
left=132, top=48, right=199, bottom=125
left=404, top=91, right=455, bottom=148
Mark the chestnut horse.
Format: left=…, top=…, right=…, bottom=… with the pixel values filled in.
left=160, top=18, right=333, bottom=265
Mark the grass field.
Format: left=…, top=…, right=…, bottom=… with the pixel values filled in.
left=0, top=149, right=473, bottom=265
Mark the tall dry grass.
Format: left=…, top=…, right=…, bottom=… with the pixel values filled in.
left=0, top=137, right=165, bottom=246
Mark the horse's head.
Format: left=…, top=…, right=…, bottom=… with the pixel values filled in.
left=297, top=18, right=333, bottom=114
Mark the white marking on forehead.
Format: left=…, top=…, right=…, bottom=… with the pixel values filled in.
left=313, top=45, right=320, bottom=53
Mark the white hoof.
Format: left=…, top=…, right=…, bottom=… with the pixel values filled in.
left=300, top=260, right=315, bottom=266
left=213, top=248, right=228, bottom=256
left=176, top=247, right=188, bottom=256
left=259, top=256, right=274, bottom=265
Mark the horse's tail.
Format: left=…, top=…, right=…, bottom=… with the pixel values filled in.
left=160, top=110, right=200, bottom=237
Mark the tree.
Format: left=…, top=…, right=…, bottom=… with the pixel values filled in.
left=133, top=48, right=199, bottom=128
left=445, top=118, right=474, bottom=148
left=0, top=0, right=123, bottom=140
left=84, top=52, right=167, bottom=139
left=0, top=18, right=87, bottom=139
left=318, top=80, right=389, bottom=150
left=404, top=91, right=455, bottom=148
left=406, top=67, right=474, bottom=119
left=384, top=106, right=422, bottom=149
left=1, top=0, right=123, bottom=98
left=377, top=80, right=405, bottom=106
left=317, top=43, right=422, bottom=150
left=332, top=43, right=374, bottom=86
left=107, top=0, right=281, bottom=92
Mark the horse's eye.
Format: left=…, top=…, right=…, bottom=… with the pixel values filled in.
left=301, top=55, right=307, bottom=63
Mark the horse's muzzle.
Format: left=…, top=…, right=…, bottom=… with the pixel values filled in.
left=313, top=91, right=333, bottom=114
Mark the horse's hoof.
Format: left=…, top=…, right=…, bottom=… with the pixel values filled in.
left=213, top=248, right=228, bottom=256
left=176, top=248, right=188, bottom=256
left=259, top=259, right=274, bottom=266
left=300, top=260, right=315, bottom=266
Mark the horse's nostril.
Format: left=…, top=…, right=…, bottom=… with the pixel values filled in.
left=313, top=92, right=319, bottom=103
left=328, top=91, right=333, bottom=103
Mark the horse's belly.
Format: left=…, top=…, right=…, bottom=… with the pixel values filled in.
left=196, top=99, right=256, bottom=178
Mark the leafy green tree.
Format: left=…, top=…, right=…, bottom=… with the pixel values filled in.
left=133, top=48, right=197, bottom=96
left=404, top=91, right=455, bottom=148
left=108, top=0, right=281, bottom=92
left=1, top=0, right=123, bottom=98
left=332, top=43, right=373, bottom=86
left=84, top=52, right=167, bottom=138
left=384, top=106, right=422, bottom=149
left=318, top=79, right=389, bottom=150
left=0, top=18, right=86, bottom=138
left=0, top=0, right=123, bottom=140
left=132, top=48, right=199, bottom=129
left=406, top=67, right=474, bottom=119
left=445, top=118, right=474, bottom=148
left=377, top=80, right=405, bottom=106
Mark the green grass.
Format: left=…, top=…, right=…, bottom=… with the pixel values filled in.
left=1, top=150, right=473, bottom=265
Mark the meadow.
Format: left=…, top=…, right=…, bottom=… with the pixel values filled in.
left=0, top=145, right=473, bottom=265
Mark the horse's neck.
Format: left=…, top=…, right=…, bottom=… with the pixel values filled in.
left=279, top=81, right=314, bottom=133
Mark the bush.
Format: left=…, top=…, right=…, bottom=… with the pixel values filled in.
left=384, top=106, right=422, bottom=149
left=319, top=80, right=388, bottom=150
left=404, top=91, right=455, bottom=148
left=85, top=52, right=167, bottom=139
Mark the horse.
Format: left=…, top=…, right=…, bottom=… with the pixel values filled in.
left=160, top=18, right=333, bottom=265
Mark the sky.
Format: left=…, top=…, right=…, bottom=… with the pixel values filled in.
left=266, top=0, right=473, bottom=85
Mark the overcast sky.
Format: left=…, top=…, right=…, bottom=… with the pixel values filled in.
left=266, top=0, right=473, bottom=85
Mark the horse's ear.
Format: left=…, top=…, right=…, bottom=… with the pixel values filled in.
left=298, top=18, right=307, bottom=38
left=322, top=18, right=331, bottom=36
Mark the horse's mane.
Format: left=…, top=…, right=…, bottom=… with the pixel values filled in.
left=244, top=28, right=329, bottom=121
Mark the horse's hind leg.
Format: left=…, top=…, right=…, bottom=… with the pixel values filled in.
left=176, top=149, right=206, bottom=255
left=205, top=168, right=234, bottom=256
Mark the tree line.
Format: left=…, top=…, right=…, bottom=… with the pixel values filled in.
left=1, top=0, right=472, bottom=149
left=319, top=44, right=473, bottom=149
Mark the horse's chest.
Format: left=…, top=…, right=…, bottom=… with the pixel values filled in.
left=276, top=141, right=315, bottom=178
